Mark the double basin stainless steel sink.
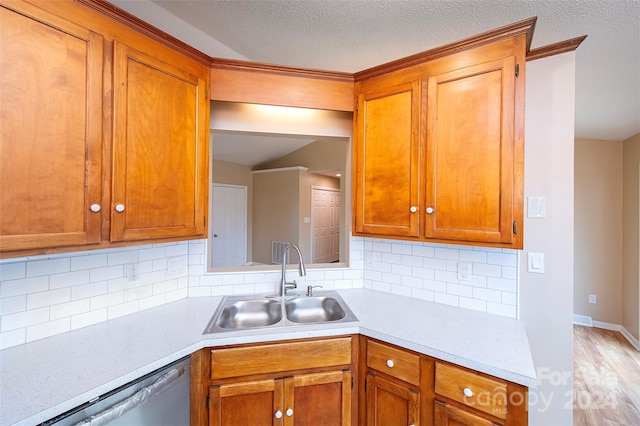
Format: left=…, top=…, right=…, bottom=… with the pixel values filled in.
left=203, top=290, right=357, bottom=334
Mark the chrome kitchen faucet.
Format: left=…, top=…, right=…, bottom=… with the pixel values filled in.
left=280, top=243, right=306, bottom=296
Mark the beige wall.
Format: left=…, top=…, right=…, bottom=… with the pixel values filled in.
left=623, top=132, right=640, bottom=339
left=574, top=139, right=623, bottom=324
left=252, top=169, right=300, bottom=264
left=521, top=53, right=575, bottom=425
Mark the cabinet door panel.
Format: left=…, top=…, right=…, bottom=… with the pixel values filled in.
left=209, top=380, right=283, bottom=426
left=434, top=400, right=498, bottom=426
left=112, top=41, right=207, bottom=242
left=366, top=373, right=419, bottom=426
left=354, top=81, right=420, bottom=237
left=426, top=57, right=515, bottom=244
left=287, top=371, right=351, bottom=426
left=0, top=4, right=102, bottom=251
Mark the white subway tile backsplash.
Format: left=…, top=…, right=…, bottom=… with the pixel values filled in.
left=71, top=281, right=108, bottom=300
left=2, top=307, right=49, bottom=332
left=91, top=292, right=124, bottom=310
left=108, top=301, right=139, bottom=320
left=487, top=252, right=518, bottom=267
left=0, top=328, right=26, bottom=349
left=0, top=236, right=520, bottom=349
left=50, top=270, right=90, bottom=289
left=26, top=288, right=70, bottom=310
left=0, top=262, right=26, bottom=281
left=27, top=258, right=70, bottom=277
left=71, top=254, right=107, bottom=271
left=50, top=299, right=90, bottom=320
left=71, top=309, right=107, bottom=330
left=1, top=295, right=26, bottom=316
left=90, top=265, right=124, bottom=283
left=26, top=318, right=70, bottom=342
left=1, top=276, right=49, bottom=298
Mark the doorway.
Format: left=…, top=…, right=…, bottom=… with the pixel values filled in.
left=211, top=184, right=247, bottom=267
left=311, top=187, right=340, bottom=263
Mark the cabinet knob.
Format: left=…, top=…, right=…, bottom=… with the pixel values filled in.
left=90, top=204, right=101, bottom=213
left=115, top=204, right=125, bottom=213
left=409, top=206, right=417, bottom=213
left=386, top=359, right=394, bottom=368
left=426, top=206, right=434, bottom=214
left=286, top=408, right=293, bottom=417
left=274, top=410, right=283, bottom=419
left=463, top=387, right=473, bottom=397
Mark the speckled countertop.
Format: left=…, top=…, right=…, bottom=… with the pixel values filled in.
left=0, top=289, right=536, bottom=426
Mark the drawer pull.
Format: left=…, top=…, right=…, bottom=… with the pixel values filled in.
left=275, top=410, right=283, bottom=419
left=386, top=359, right=394, bottom=368
left=463, top=387, right=473, bottom=397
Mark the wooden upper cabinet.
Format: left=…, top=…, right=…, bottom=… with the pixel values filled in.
left=353, top=20, right=531, bottom=249
left=425, top=56, right=516, bottom=244
left=0, top=3, right=103, bottom=252
left=353, top=80, right=421, bottom=237
left=111, top=40, right=208, bottom=242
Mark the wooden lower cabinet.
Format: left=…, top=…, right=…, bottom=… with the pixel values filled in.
left=209, top=371, right=351, bottom=426
left=366, top=373, right=419, bottom=426
left=193, top=336, right=527, bottom=426
left=435, top=400, right=498, bottom=426
left=192, top=336, right=356, bottom=426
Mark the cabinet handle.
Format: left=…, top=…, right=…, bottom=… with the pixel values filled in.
left=463, top=387, right=473, bottom=397
left=386, top=359, right=394, bottom=368
left=274, top=410, right=283, bottom=419
left=90, top=204, right=101, bottom=213
left=115, top=204, right=125, bottom=213
left=426, top=206, right=434, bottom=214
left=409, top=206, right=417, bottom=213
left=286, top=408, right=293, bottom=417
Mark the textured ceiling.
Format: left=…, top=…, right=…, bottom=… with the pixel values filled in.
left=113, top=0, right=640, bottom=141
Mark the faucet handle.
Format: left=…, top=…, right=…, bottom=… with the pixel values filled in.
left=306, top=285, right=323, bottom=296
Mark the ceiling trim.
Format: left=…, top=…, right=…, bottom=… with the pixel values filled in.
left=78, top=0, right=211, bottom=65
left=211, top=58, right=354, bottom=83
left=354, top=16, right=537, bottom=81
left=526, top=35, right=588, bottom=62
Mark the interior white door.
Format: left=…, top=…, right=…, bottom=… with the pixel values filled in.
left=211, top=184, right=247, bottom=267
left=311, top=187, right=340, bottom=263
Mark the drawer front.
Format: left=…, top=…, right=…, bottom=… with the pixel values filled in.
left=211, top=337, right=352, bottom=380
left=435, top=362, right=507, bottom=420
left=367, top=340, right=420, bottom=385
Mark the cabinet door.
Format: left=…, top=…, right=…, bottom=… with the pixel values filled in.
left=353, top=81, right=421, bottom=237
left=112, top=40, right=208, bottom=242
left=209, top=379, right=284, bottom=426
left=285, top=371, right=352, bottom=426
left=0, top=3, right=103, bottom=252
left=425, top=57, right=516, bottom=244
left=366, top=373, right=420, bottom=426
left=434, top=400, right=499, bottom=426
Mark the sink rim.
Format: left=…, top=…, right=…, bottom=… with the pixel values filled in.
left=203, top=291, right=358, bottom=334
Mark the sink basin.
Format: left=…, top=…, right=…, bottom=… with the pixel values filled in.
left=285, top=296, right=346, bottom=323
left=203, top=291, right=357, bottom=333
left=213, top=299, right=282, bottom=330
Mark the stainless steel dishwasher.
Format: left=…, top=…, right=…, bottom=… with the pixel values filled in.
left=42, top=356, right=190, bottom=426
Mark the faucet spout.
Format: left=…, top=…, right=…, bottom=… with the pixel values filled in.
left=280, top=243, right=306, bottom=297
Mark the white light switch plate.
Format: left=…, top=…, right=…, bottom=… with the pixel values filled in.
left=528, top=197, right=546, bottom=218
left=528, top=252, right=544, bottom=273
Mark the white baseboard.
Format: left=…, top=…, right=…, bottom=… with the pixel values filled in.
left=620, top=326, right=640, bottom=351
left=572, top=314, right=593, bottom=327
left=573, top=316, right=640, bottom=351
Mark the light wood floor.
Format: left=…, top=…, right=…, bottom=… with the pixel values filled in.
left=573, top=325, right=640, bottom=425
